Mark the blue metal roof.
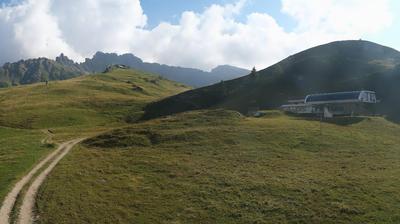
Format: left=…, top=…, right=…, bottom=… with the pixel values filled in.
left=305, top=91, right=362, bottom=103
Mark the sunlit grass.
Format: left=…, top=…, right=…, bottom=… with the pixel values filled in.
left=0, top=69, right=189, bottom=202
left=0, top=127, right=51, bottom=201
left=37, top=110, right=400, bottom=223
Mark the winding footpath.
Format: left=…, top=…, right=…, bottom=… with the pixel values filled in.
left=0, top=138, right=84, bottom=224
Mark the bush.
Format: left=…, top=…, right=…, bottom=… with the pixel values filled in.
left=43, top=143, right=56, bottom=148
left=84, top=132, right=151, bottom=149
left=0, top=81, right=10, bottom=88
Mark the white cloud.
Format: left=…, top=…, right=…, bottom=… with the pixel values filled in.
left=50, top=0, right=147, bottom=56
left=0, top=0, right=395, bottom=71
left=133, top=0, right=393, bottom=70
left=0, top=0, right=81, bottom=63
left=282, top=0, right=393, bottom=34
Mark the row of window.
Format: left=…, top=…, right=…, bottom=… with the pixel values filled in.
left=305, top=91, right=376, bottom=103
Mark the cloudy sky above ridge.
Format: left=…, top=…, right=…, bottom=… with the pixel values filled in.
left=0, top=0, right=399, bottom=70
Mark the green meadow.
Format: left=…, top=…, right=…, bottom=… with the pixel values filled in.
left=0, top=69, right=189, bottom=202
left=36, top=110, right=400, bottom=224
left=0, top=127, right=50, bottom=201
left=1, top=67, right=400, bottom=224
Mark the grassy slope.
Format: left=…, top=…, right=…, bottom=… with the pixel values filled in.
left=0, top=128, right=50, bottom=200
left=37, top=110, right=400, bottom=224
left=0, top=69, right=189, bottom=202
left=0, top=69, right=188, bottom=138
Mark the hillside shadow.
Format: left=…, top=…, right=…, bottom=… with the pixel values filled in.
left=288, top=114, right=366, bottom=126
left=385, top=115, right=400, bottom=125
left=321, top=117, right=366, bottom=126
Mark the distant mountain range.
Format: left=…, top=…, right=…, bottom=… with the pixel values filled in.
left=143, top=40, right=400, bottom=122
left=0, top=55, right=83, bottom=88
left=0, top=52, right=249, bottom=88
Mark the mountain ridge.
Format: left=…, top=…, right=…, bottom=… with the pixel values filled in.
left=0, top=57, right=85, bottom=87
left=0, top=52, right=249, bottom=88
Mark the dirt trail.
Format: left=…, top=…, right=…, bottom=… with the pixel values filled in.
left=0, top=141, right=69, bottom=224
left=0, top=139, right=83, bottom=224
left=17, top=139, right=84, bottom=224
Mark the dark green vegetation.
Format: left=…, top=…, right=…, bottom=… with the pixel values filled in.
left=0, top=52, right=249, bottom=88
left=144, top=40, right=400, bottom=121
left=37, top=110, right=400, bottom=223
left=0, top=68, right=188, bottom=201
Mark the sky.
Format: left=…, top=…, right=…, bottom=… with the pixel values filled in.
left=0, top=0, right=399, bottom=71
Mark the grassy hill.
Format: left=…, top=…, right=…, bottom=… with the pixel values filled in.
left=3, top=40, right=400, bottom=223
left=35, top=110, right=400, bottom=223
left=143, top=40, right=400, bottom=121
left=0, top=68, right=189, bottom=201
left=0, top=68, right=189, bottom=135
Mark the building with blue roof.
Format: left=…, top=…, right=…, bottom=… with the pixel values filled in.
left=281, top=91, right=377, bottom=118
